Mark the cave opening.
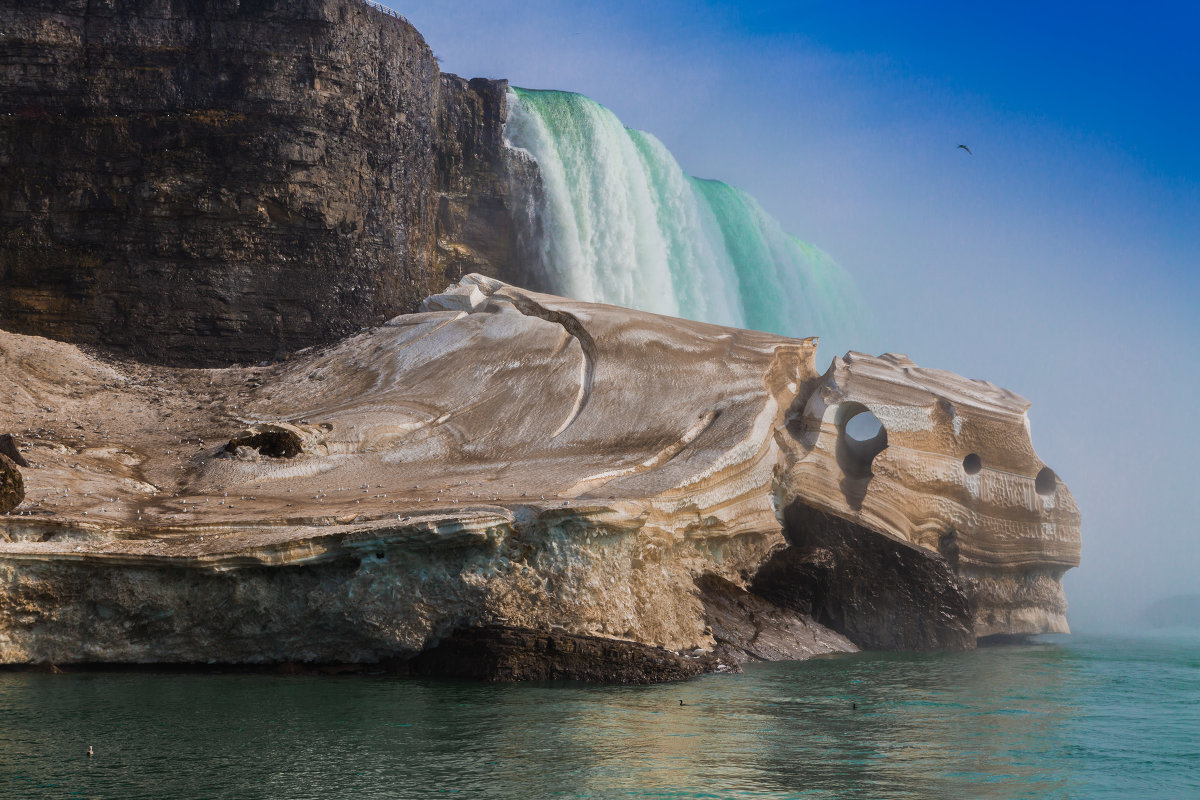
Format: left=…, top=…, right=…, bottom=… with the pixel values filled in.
left=963, top=453, right=982, bottom=475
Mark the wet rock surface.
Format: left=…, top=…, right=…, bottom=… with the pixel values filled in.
left=696, top=573, right=857, bottom=662
left=435, top=76, right=544, bottom=291
left=405, top=626, right=732, bottom=684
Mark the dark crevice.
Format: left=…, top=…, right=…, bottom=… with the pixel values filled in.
left=224, top=427, right=303, bottom=458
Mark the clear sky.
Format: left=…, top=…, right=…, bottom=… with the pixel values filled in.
left=390, top=0, right=1200, bottom=631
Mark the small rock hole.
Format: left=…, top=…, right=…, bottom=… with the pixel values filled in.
left=962, top=453, right=982, bottom=475
left=837, top=407, right=888, bottom=479
left=1035, top=467, right=1057, bottom=496
left=845, top=411, right=883, bottom=442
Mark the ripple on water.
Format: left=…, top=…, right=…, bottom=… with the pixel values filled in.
left=0, top=634, right=1197, bottom=799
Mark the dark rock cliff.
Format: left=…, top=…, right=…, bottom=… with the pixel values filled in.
left=435, top=74, right=543, bottom=292
left=0, top=0, right=534, bottom=366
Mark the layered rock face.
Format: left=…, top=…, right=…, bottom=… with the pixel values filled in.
left=435, top=75, right=543, bottom=291
left=0, top=276, right=1080, bottom=679
left=779, top=352, right=1081, bottom=639
left=0, top=0, right=532, bottom=366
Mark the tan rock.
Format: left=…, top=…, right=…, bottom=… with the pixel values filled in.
left=0, top=276, right=1080, bottom=675
left=783, top=352, right=1081, bottom=637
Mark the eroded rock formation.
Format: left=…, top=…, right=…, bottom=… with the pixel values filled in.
left=782, top=351, right=1081, bottom=638
left=0, top=276, right=1080, bottom=679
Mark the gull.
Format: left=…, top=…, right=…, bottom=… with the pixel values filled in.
left=957, top=144, right=972, bottom=155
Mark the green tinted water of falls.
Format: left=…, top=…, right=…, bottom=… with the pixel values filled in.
left=505, top=87, right=869, bottom=361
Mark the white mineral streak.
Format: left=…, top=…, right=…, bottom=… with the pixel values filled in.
left=0, top=279, right=1080, bottom=664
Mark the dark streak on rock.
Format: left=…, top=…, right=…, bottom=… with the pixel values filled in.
left=0, top=435, right=30, bottom=468
left=0, top=454, right=24, bottom=514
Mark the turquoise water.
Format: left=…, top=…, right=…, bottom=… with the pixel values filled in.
left=504, top=88, right=870, bottom=362
left=1, top=634, right=1196, bottom=799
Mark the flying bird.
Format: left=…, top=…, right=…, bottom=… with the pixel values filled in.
left=957, top=144, right=972, bottom=155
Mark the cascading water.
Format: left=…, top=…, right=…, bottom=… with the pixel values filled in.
left=503, top=87, right=869, bottom=361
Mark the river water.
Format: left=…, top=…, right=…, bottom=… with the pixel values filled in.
left=1, top=633, right=1196, bottom=799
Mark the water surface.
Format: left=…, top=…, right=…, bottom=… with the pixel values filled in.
left=2, top=634, right=1196, bottom=799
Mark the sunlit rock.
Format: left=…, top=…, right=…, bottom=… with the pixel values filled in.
left=781, top=352, right=1082, bottom=639
left=0, top=276, right=1080, bottom=679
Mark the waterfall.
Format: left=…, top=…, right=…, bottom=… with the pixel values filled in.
left=503, top=87, right=869, bottom=360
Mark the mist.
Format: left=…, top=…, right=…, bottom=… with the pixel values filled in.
left=392, top=0, right=1200, bottom=632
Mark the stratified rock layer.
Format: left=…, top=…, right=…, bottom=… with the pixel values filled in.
left=0, top=0, right=534, bottom=366
left=784, top=352, right=1082, bottom=637
left=0, top=276, right=1081, bottom=678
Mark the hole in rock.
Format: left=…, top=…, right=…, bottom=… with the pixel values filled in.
left=845, top=411, right=883, bottom=442
left=962, top=453, right=982, bottom=475
left=224, top=428, right=303, bottom=459
left=1035, top=467, right=1057, bottom=496
left=837, top=406, right=888, bottom=480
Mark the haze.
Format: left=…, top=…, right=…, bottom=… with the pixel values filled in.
left=390, top=0, right=1199, bottom=632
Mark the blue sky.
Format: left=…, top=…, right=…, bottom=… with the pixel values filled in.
left=391, top=0, right=1199, bottom=630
